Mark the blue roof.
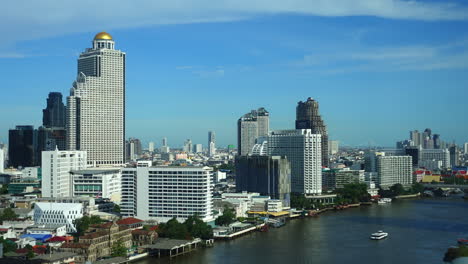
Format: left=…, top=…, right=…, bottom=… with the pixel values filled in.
left=20, top=234, right=52, bottom=242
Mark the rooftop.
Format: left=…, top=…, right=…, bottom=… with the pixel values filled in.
left=117, top=217, right=144, bottom=226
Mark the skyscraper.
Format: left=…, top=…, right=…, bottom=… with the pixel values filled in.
left=148, top=142, right=155, bottom=153
left=295, top=98, right=329, bottom=167
left=8, top=125, right=38, bottom=167
left=433, top=134, right=441, bottom=149
left=43, top=92, right=66, bottom=128
left=66, top=32, right=125, bottom=165
left=237, top=108, right=270, bottom=156
left=0, top=148, right=4, bottom=173
left=160, top=137, right=170, bottom=154
left=208, top=131, right=216, bottom=156
left=267, top=130, right=322, bottom=195
left=410, top=130, right=421, bottom=147
left=125, top=138, right=142, bottom=162
left=183, top=139, right=193, bottom=153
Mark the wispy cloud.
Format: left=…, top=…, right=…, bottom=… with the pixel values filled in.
left=293, top=39, right=468, bottom=73
left=2, top=0, right=468, bottom=48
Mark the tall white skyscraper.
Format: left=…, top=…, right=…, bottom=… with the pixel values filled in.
left=148, top=142, right=155, bottom=152
left=267, top=129, right=322, bottom=195
left=208, top=131, right=216, bottom=156
left=41, top=149, right=87, bottom=198
left=464, top=142, right=468, bottom=154
left=66, top=32, right=125, bottom=166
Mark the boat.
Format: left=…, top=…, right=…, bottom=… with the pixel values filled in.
left=370, top=230, right=388, bottom=240
left=378, top=198, right=392, bottom=204
left=457, top=239, right=468, bottom=245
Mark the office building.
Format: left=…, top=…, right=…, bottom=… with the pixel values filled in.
left=0, top=148, right=4, bottom=173
left=267, top=129, right=322, bottom=195
left=41, top=149, right=87, bottom=198
left=376, top=155, right=412, bottom=189
left=43, top=92, right=66, bottom=128
left=464, top=143, right=468, bottom=155
left=66, top=32, right=125, bottom=165
left=335, top=168, right=365, bottom=189
left=148, top=142, right=155, bottom=153
left=195, top=144, right=203, bottom=153
left=405, top=147, right=420, bottom=166
left=160, top=137, right=170, bottom=154
left=70, top=168, right=121, bottom=202
left=235, top=155, right=291, bottom=207
left=121, top=166, right=214, bottom=223
left=410, top=130, right=421, bottom=147
left=125, top=138, right=142, bottom=162
left=433, top=134, right=441, bottom=149
left=237, top=108, right=269, bottom=156
left=419, top=149, right=450, bottom=169
left=328, top=140, right=339, bottom=155
left=183, top=139, right=193, bottom=153
left=33, top=202, right=83, bottom=233
left=208, top=131, right=216, bottom=156
left=295, top=97, right=329, bottom=167
left=449, top=145, right=460, bottom=167
left=8, top=125, right=38, bottom=167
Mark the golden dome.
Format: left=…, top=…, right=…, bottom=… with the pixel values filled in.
left=94, top=32, right=113, bottom=40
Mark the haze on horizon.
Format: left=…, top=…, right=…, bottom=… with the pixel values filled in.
left=1, top=0, right=468, bottom=148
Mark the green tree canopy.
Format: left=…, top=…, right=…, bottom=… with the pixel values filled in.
left=290, top=193, right=313, bottom=209
left=158, top=218, right=190, bottom=240
left=336, top=183, right=371, bottom=204
left=0, top=208, right=19, bottom=223
left=215, top=206, right=236, bottom=226
left=390, top=183, right=405, bottom=196
left=184, top=215, right=213, bottom=240
left=74, top=215, right=103, bottom=237
left=111, top=239, right=127, bottom=257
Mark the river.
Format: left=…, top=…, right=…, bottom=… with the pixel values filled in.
left=134, top=197, right=468, bottom=264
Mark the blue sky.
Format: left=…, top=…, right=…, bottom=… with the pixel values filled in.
left=1, top=0, right=468, bottom=148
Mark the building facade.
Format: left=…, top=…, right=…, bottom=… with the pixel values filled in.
left=70, top=169, right=121, bottom=202
left=295, top=98, right=329, bottom=167
left=335, top=169, right=365, bottom=189
left=41, top=149, right=87, bottom=198
left=235, top=155, right=291, bottom=207
left=376, top=155, right=412, bottom=189
left=121, top=166, right=214, bottom=223
left=267, top=129, right=322, bottom=195
left=237, top=108, right=270, bottom=156
left=208, top=131, right=216, bottom=156
left=33, top=202, right=83, bottom=233
left=66, top=32, right=125, bottom=166
left=43, top=92, right=66, bottom=128
left=419, top=149, right=450, bottom=169
left=8, top=126, right=37, bottom=167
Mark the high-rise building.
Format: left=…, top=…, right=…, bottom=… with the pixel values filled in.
left=419, top=149, right=450, bottom=169
left=195, top=144, right=203, bottom=153
left=449, top=145, right=460, bottom=167
left=235, top=155, right=291, bottom=207
left=295, top=98, right=329, bottom=167
left=66, top=32, right=125, bottom=166
left=8, top=126, right=38, bottom=168
left=0, top=148, right=4, bottom=173
left=121, top=166, right=214, bottom=223
left=125, top=138, right=142, bottom=162
left=160, top=137, right=170, bottom=153
left=43, top=92, right=66, bottom=128
left=148, top=142, right=155, bottom=153
left=183, top=139, right=193, bottom=153
left=433, top=134, right=441, bottom=149
left=335, top=168, right=365, bottom=189
left=410, top=130, right=421, bottom=147
left=267, top=130, right=322, bottom=195
left=464, top=143, right=468, bottom=155
left=41, top=149, right=87, bottom=198
left=208, top=131, right=216, bottom=156
left=237, top=108, right=270, bottom=156
left=328, top=140, right=339, bottom=155
left=376, top=155, right=412, bottom=189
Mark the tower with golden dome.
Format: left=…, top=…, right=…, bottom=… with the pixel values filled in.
left=66, top=31, right=126, bottom=165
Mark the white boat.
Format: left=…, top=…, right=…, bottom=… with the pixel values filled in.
left=378, top=198, right=392, bottom=204
left=370, top=230, right=388, bottom=240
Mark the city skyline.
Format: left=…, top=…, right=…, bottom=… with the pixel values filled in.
left=2, top=1, right=468, bottom=147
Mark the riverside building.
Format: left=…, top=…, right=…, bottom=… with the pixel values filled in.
left=121, top=166, right=214, bottom=223
left=376, top=155, right=412, bottom=189
left=66, top=32, right=125, bottom=166
left=267, top=129, right=322, bottom=195
left=41, top=149, right=87, bottom=198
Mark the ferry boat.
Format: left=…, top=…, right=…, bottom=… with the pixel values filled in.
left=457, top=239, right=468, bottom=245
left=378, top=198, right=392, bottom=204
left=370, top=231, right=388, bottom=240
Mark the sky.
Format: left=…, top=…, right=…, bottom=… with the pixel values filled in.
left=1, top=0, right=468, bottom=148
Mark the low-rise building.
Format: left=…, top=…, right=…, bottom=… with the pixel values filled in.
left=27, top=224, right=67, bottom=237
left=33, top=202, right=83, bottom=233
left=131, top=229, right=158, bottom=246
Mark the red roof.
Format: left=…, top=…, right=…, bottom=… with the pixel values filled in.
left=117, top=217, right=144, bottom=226
left=47, top=236, right=68, bottom=242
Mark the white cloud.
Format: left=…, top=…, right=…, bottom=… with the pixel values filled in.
left=1, top=0, right=468, bottom=48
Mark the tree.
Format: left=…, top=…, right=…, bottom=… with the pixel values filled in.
left=0, top=237, right=16, bottom=253
left=0, top=208, right=18, bottom=223
left=113, top=204, right=121, bottom=213
left=0, top=184, right=8, bottom=194
left=215, top=206, right=236, bottom=226
left=290, top=193, right=313, bottom=209
left=158, top=218, right=190, bottom=240
left=336, top=183, right=370, bottom=204
left=111, top=239, right=127, bottom=257
left=74, top=215, right=103, bottom=237
left=184, top=215, right=213, bottom=240
left=410, top=183, right=424, bottom=194
left=390, top=183, right=405, bottom=196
